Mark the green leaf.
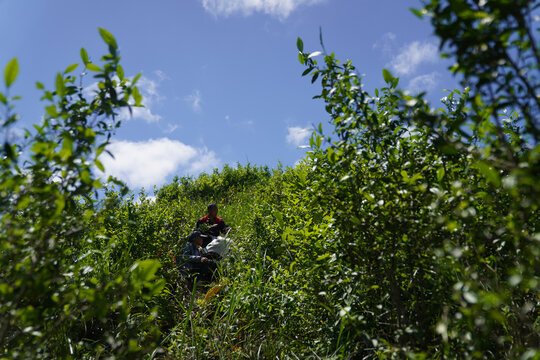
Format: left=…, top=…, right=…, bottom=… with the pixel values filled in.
left=363, top=192, right=375, bottom=203
left=33, top=124, right=45, bottom=136
left=0, top=283, right=12, bottom=295
left=96, top=143, right=106, bottom=157
left=4, top=58, right=19, bottom=87
left=410, top=7, right=425, bottom=18
left=4, top=114, right=18, bottom=127
left=117, top=65, right=124, bottom=80
left=95, top=158, right=105, bottom=172
left=80, top=48, right=89, bottom=64
left=315, top=135, right=321, bottom=148
left=92, top=179, right=103, bottom=189
left=130, top=259, right=161, bottom=282
left=61, top=135, right=73, bottom=156
left=4, top=142, right=15, bottom=160
left=36, top=81, right=44, bottom=90
left=316, top=253, right=330, bottom=261
left=0, top=92, right=6, bottom=104
left=302, top=67, right=313, bottom=76
left=86, top=63, right=101, bottom=72
left=64, top=63, right=79, bottom=74
left=145, top=279, right=165, bottom=299
left=382, top=68, right=393, bottom=83
left=98, top=28, right=117, bottom=49
left=46, top=105, right=58, bottom=117
left=56, top=73, right=65, bottom=97
left=437, top=167, right=445, bottom=182
left=401, top=170, right=410, bottom=182
left=476, top=161, right=501, bottom=187
left=296, top=37, right=304, bottom=52
left=131, top=73, right=142, bottom=85
left=132, top=86, right=142, bottom=106
left=80, top=170, right=91, bottom=184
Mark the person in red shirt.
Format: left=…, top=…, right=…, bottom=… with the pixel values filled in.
left=195, top=203, right=231, bottom=247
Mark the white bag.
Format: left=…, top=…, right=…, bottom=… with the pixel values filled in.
left=205, top=236, right=232, bottom=259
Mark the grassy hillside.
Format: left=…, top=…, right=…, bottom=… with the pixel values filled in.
left=1, top=2, right=539, bottom=358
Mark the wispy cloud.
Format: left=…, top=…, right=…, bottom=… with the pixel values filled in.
left=99, top=138, right=220, bottom=188
left=407, top=72, right=439, bottom=93
left=154, top=70, right=169, bottom=81
left=163, top=123, right=179, bottom=134
left=185, top=90, right=202, bottom=113
left=117, top=106, right=161, bottom=123
left=373, top=32, right=396, bottom=55
left=3, top=125, right=26, bottom=143
left=390, top=41, right=438, bottom=76
left=200, top=0, right=324, bottom=19
left=286, top=126, right=312, bottom=146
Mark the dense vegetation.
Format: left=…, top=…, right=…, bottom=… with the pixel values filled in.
left=1, top=1, right=538, bottom=359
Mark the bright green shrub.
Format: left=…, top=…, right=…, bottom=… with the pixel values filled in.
left=0, top=29, right=164, bottom=359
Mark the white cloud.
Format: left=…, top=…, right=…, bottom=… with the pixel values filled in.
left=407, top=72, right=439, bottom=93
left=390, top=41, right=438, bottom=76
left=137, top=76, right=161, bottom=99
left=163, top=123, right=179, bottom=134
left=99, top=138, right=220, bottom=188
left=154, top=70, right=169, bottom=81
left=135, top=195, right=156, bottom=205
left=117, top=106, right=161, bottom=123
left=187, top=148, right=219, bottom=174
left=373, top=32, right=396, bottom=55
left=121, top=76, right=164, bottom=122
left=3, top=125, right=26, bottom=143
left=185, top=90, right=202, bottom=112
left=200, top=0, right=323, bottom=18
left=84, top=74, right=165, bottom=123
left=286, top=126, right=312, bottom=146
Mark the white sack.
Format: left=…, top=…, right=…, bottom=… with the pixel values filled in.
left=205, top=236, right=233, bottom=258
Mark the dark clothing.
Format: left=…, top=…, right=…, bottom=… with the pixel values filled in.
left=195, top=215, right=229, bottom=245
left=177, top=242, right=216, bottom=281
left=178, top=242, right=205, bottom=270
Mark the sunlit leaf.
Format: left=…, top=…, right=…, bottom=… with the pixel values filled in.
left=98, top=27, right=118, bottom=49
left=80, top=47, right=89, bottom=64
left=64, top=63, right=79, bottom=74
left=4, top=58, right=18, bottom=87
left=296, top=37, right=304, bottom=52
left=382, top=68, right=393, bottom=83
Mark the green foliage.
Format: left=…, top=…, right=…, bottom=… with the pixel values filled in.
left=0, top=29, right=163, bottom=359
left=156, top=163, right=272, bottom=203
left=419, top=0, right=540, bottom=142
left=4, top=58, right=18, bottom=87
left=1, top=1, right=538, bottom=359
left=278, top=0, right=539, bottom=357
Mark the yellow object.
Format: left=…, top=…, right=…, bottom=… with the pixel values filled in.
left=200, top=281, right=225, bottom=306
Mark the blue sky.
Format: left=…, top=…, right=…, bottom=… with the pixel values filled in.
left=0, top=0, right=460, bottom=191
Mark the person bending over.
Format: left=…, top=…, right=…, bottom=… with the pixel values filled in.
left=178, top=231, right=216, bottom=282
